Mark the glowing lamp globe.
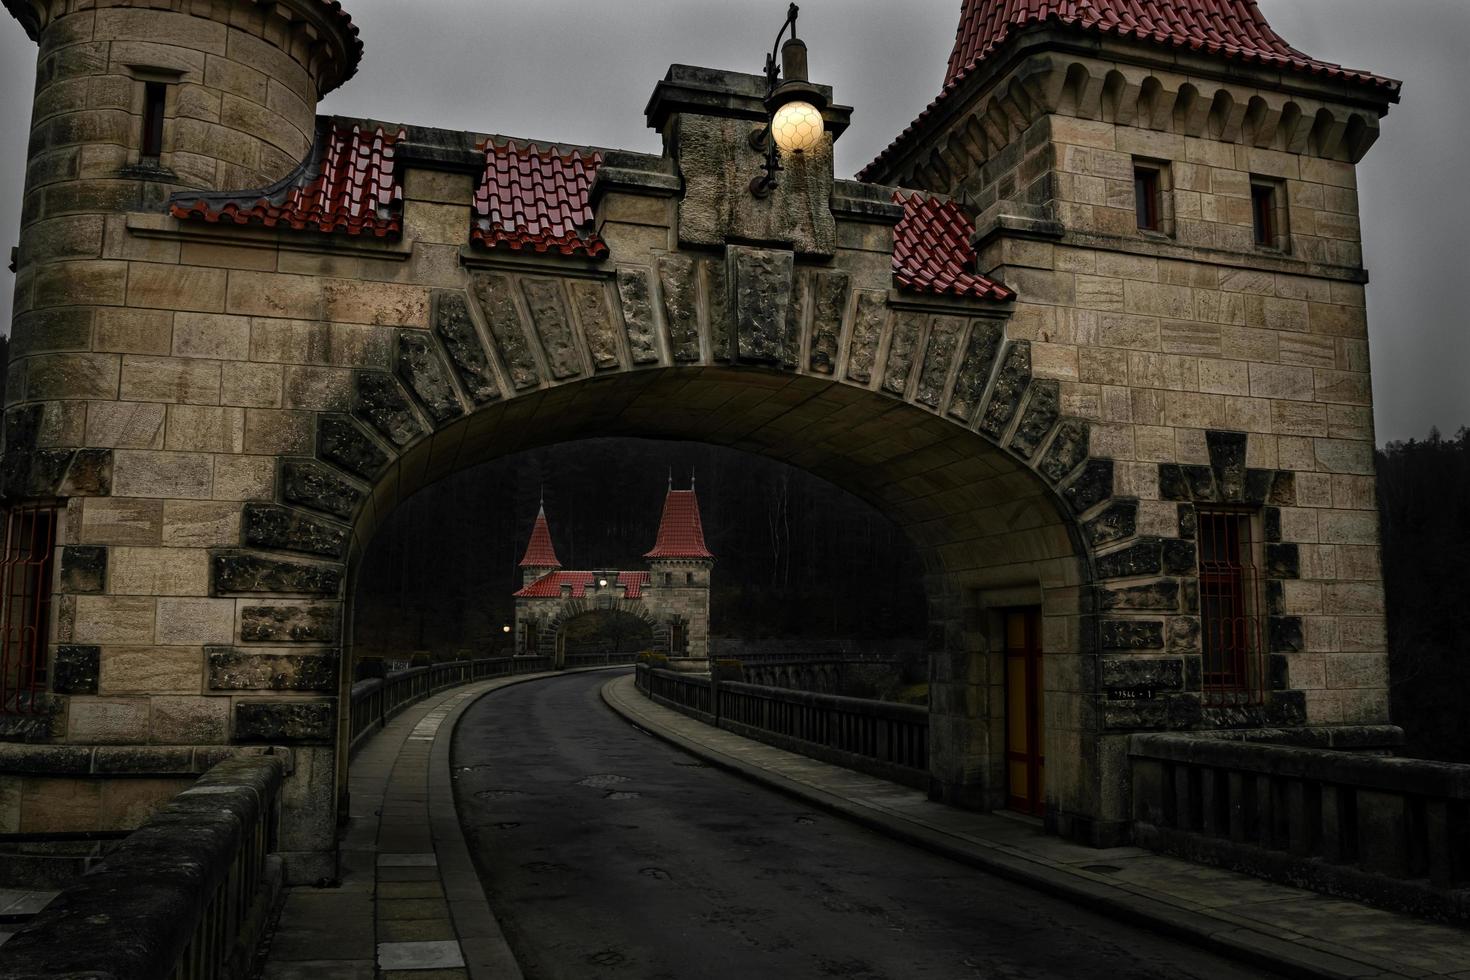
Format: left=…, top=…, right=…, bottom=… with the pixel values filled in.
left=771, top=101, right=823, bottom=154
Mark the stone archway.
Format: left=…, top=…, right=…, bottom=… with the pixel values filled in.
left=542, top=600, right=658, bottom=663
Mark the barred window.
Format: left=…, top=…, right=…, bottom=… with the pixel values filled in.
left=1197, top=509, right=1266, bottom=705
left=0, top=504, right=58, bottom=715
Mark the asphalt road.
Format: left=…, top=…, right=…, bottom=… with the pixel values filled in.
left=453, top=670, right=1280, bottom=980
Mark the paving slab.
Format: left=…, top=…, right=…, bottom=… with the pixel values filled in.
left=602, top=672, right=1470, bottom=980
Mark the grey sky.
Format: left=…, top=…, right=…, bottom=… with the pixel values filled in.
left=1, top=0, right=1465, bottom=444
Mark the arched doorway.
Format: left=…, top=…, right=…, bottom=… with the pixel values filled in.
left=557, top=609, right=655, bottom=658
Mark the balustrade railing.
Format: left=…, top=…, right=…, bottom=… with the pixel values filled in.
left=636, top=664, right=929, bottom=788
left=350, top=656, right=552, bottom=753
left=0, top=754, right=285, bottom=979
left=1131, top=732, right=1470, bottom=918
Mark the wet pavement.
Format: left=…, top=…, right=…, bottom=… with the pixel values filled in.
left=452, top=669, right=1282, bottom=980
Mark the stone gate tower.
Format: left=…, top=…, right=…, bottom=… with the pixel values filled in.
left=512, top=484, right=714, bottom=660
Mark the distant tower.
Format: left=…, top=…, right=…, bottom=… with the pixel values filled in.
left=518, top=504, right=561, bottom=587
left=644, top=484, right=715, bottom=659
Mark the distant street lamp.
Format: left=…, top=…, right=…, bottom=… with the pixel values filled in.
left=749, top=3, right=828, bottom=197
left=599, top=578, right=609, bottom=588
left=502, top=624, right=511, bottom=634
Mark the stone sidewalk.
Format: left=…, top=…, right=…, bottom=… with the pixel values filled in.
left=602, top=674, right=1470, bottom=980
left=260, top=669, right=606, bottom=980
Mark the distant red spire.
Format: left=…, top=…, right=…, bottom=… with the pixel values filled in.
left=518, top=505, right=561, bottom=568
left=644, top=488, right=713, bottom=561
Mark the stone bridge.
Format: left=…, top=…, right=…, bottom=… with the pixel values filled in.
left=0, top=0, right=1397, bottom=884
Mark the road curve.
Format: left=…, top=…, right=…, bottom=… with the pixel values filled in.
left=452, top=669, right=1280, bottom=980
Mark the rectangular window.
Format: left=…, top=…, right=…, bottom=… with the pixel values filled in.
left=141, top=81, right=167, bottom=160
left=0, top=504, right=57, bottom=715
left=1135, top=166, right=1161, bottom=231
left=1197, top=509, right=1265, bottom=705
left=1251, top=184, right=1275, bottom=246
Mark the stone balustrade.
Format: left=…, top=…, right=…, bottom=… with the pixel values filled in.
left=1130, top=731, right=1470, bottom=919
left=349, top=656, right=552, bottom=752
left=636, top=664, right=929, bottom=788
left=0, top=754, right=285, bottom=979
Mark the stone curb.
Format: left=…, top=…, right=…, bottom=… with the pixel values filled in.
left=426, top=665, right=630, bottom=980
left=600, top=674, right=1416, bottom=980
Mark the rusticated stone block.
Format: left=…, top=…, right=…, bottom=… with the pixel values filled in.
left=471, top=272, right=542, bottom=386
left=1087, top=500, right=1138, bottom=546
left=58, top=448, right=113, bottom=496
left=1178, top=504, right=1197, bottom=540
left=658, top=254, right=701, bottom=362
left=882, top=312, right=924, bottom=395
left=396, top=331, right=463, bottom=423
left=1062, top=458, right=1114, bottom=514
left=1161, top=540, right=1196, bottom=576
left=234, top=699, right=335, bottom=743
left=242, top=503, right=347, bottom=559
left=1009, top=380, right=1060, bottom=459
left=1037, top=417, right=1089, bottom=483
left=1095, top=540, right=1161, bottom=579
left=1101, top=580, right=1179, bottom=612
left=781, top=269, right=805, bottom=370
left=433, top=290, right=501, bottom=402
left=1243, top=468, right=1274, bottom=505
left=241, top=604, right=339, bottom=643
left=212, top=551, right=343, bottom=596
left=317, top=415, right=388, bottom=481
left=208, top=648, right=338, bottom=691
left=1269, top=615, right=1305, bottom=653
left=1102, top=656, right=1182, bottom=692
left=1268, top=471, right=1296, bottom=506
left=915, top=316, right=962, bottom=407
left=978, top=341, right=1030, bottom=439
left=727, top=246, right=794, bottom=365
left=1206, top=430, right=1249, bottom=501
left=281, top=459, right=364, bottom=519
left=808, top=270, right=848, bottom=375
left=845, top=290, right=886, bottom=384
left=1100, top=621, right=1165, bottom=650
left=568, top=280, right=620, bottom=371
left=60, top=545, right=106, bottom=594
left=1266, top=543, right=1301, bottom=580
left=1166, top=616, right=1202, bottom=655
left=354, top=371, right=422, bottom=447
left=615, top=268, right=660, bottom=365
left=704, top=257, right=730, bottom=362
left=522, top=278, right=584, bottom=378
left=52, top=645, right=99, bottom=695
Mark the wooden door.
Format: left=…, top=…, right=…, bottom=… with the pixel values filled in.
left=1004, top=608, right=1045, bottom=816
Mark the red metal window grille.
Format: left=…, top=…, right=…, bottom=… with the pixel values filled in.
left=1197, top=509, right=1266, bottom=705
left=0, top=504, right=58, bottom=715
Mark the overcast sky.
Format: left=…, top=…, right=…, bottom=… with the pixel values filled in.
left=0, top=0, right=1464, bottom=444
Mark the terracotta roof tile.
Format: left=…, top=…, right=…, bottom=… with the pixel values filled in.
left=518, top=507, right=562, bottom=568
left=472, top=141, right=608, bottom=258
left=645, top=489, right=714, bottom=561
left=513, top=570, right=651, bottom=599
left=892, top=192, right=1014, bottom=302
left=861, top=0, right=1400, bottom=181
left=169, top=122, right=403, bottom=237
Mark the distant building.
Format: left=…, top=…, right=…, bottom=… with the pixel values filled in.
left=514, top=485, right=714, bottom=660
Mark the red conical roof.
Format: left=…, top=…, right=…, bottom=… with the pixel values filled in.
left=644, top=489, right=713, bottom=561
left=518, top=506, right=561, bottom=568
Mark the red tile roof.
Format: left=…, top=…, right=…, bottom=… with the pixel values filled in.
left=472, top=141, right=608, bottom=258
left=861, top=0, right=1400, bottom=181
left=645, top=489, right=714, bottom=561
left=169, top=123, right=403, bottom=237
left=892, top=192, right=1014, bottom=302
left=513, top=570, right=651, bottom=599
left=518, top=507, right=561, bottom=568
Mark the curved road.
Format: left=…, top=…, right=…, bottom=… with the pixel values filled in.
left=453, top=670, right=1278, bottom=980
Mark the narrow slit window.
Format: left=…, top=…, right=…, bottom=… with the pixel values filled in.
left=1135, top=166, right=1161, bottom=231
left=141, top=81, right=167, bottom=160
left=1197, top=509, right=1265, bottom=705
left=1252, top=183, right=1276, bottom=246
